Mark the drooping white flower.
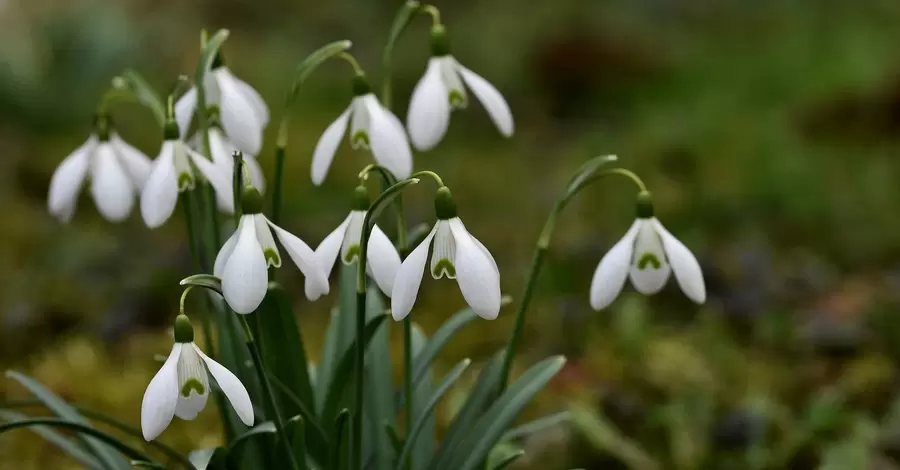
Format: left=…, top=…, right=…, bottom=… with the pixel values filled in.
left=48, top=123, right=151, bottom=223
left=391, top=187, right=500, bottom=321
left=314, top=187, right=401, bottom=298
left=175, top=61, right=268, bottom=156
left=141, top=315, right=253, bottom=441
left=589, top=197, right=706, bottom=310
left=214, top=187, right=329, bottom=313
left=311, top=75, right=412, bottom=185
left=140, top=124, right=210, bottom=228
left=406, top=26, right=514, bottom=151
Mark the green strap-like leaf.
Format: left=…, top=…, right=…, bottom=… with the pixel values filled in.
left=227, top=421, right=277, bottom=460
left=502, top=411, right=569, bottom=441
left=411, top=308, right=479, bottom=383
left=489, top=451, right=524, bottom=470
left=266, top=374, right=329, bottom=466
left=117, top=69, right=166, bottom=125
left=315, top=308, right=342, bottom=412
left=363, top=288, right=395, bottom=470
left=331, top=409, right=351, bottom=470
left=6, top=371, right=131, bottom=470
left=564, top=154, right=619, bottom=200
left=0, top=410, right=103, bottom=470
left=286, top=415, right=309, bottom=470
left=0, top=417, right=155, bottom=465
left=432, top=352, right=505, bottom=469
left=380, top=1, right=422, bottom=108
left=445, top=356, right=566, bottom=470
left=487, top=441, right=525, bottom=470
left=395, top=358, right=471, bottom=470
left=180, top=274, right=223, bottom=297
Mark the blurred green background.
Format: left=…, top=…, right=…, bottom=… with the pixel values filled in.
left=4, top=0, right=900, bottom=468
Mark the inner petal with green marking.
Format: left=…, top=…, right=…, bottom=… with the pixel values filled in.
left=177, top=172, right=195, bottom=192
left=432, top=258, right=456, bottom=279
left=449, top=89, right=468, bottom=109
left=180, top=377, right=206, bottom=397
left=636, top=252, right=663, bottom=270
left=351, top=130, right=369, bottom=149
left=263, top=248, right=281, bottom=267
left=342, top=244, right=361, bottom=264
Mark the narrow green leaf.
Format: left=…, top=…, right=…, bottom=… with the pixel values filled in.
left=380, top=0, right=422, bottom=107
left=367, top=179, right=419, bottom=226
left=487, top=441, right=525, bottom=470
left=395, top=358, right=471, bottom=470
left=227, top=421, right=276, bottom=458
left=406, top=223, right=432, bottom=249
left=449, top=356, right=566, bottom=470
left=288, top=40, right=353, bottom=100
left=118, top=69, right=166, bottom=125
left=6, top=371, right=131, bottom=470
left=286, top=415, right=309, bottom=470
left=197, top=29, right=230, bottom=81
left=332, top=409, right=351, bottom=470
left=410, top=324, right=434, bottom=470
left=565, top=154, right=618, bottom=200
left=131, top=460, right=168, bottom=469
left=432, top=352, right=505, bottom=469
left=502, top=411, right=569, bottom=441
left=489, top=451, right=524, bottom=470
left=180, top=274, right=223, bottom=296
left=411, top=307, right=479, bottom=383
left=315, top=308, right=342, bottom=413
left=363, top=288, right=394, bottom=470
left=0, top=410, right=103, bottom=470
left=267, top=374, right=329, bottom=466
left=0, top=418, right=155, bottom=464
left=384, top=422, right=404, bottom=457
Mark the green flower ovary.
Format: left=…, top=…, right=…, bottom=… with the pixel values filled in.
left=636, top=252, right=662, bottom=270
left=432, top=258, right=456, bottom=278
left=343, top=245, right=360, bottom=264
left=180, top=378, right=205, bottom=397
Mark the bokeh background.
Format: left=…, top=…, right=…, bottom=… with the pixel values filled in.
left=4, top=0, right=900, bottom=468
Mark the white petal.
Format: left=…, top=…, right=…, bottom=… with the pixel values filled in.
left=189, top=149, right=234, bottom=214
left=111, top=134, right=152, bottom=190
left=407, top=58, right=450, bottom=151
left=430, top=220, right=456, bottom=279
left=391, top=225, right=437, bottom=321
left=140, top=141, right=179, bottom=228
left=194, top=344, right=254, bottom=426
left=243, top=155, right=266, bottom=194
left=311, top=108, right=350, bottom=185
left=349, top=97, right=371, bottom=150
left=448, top=218, right=501, bottom=319
left=629, top=219, right=671, bottom=295
left=48, top=137, right=94, bottom=222
left=221, top=215, right=268, bottom=314
left=340, top=210, right=365, bottom=264
left=267, top=218, right=330, bottom=301
left=653, top=219, right=706, bottom=304
left=208, top=128, right=233, bottom=167
left=316, top=214, right=352, bottom=280
left=216, top=69, right=264, bottom=155
left=456, top=62, right=514, bottom=137
left=225, top=68, right=269, bottom=125
left=171, top=142, right=196, bottom=191
left=90, top=142, right=135, bottom=222
left=174, top=344, right=209, bottom=421
left=254, top=213, right=281, bottom=268
left=175, top=87, right=197, bottom=136
left=366, top=95, right=413, bottom=180
left=214, top=217, right=242, bottom=278
left=589, top=221, right=639, bottom=310
left=439, top=57, right=467, bottom=108
left=367, top=224, right=401, bottom=297
left=141, top=344, right=181, bottom=441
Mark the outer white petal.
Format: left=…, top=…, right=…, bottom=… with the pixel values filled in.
left=589, top=221, right=639, bottom=310
left=175, top=87, right=197, bottom=136
left=111, top=134, right=152, bottom=190
left=407, top=58, right=450, bottom=151
left=367, top=224, right=402, bottom=297
left=214, top=217, right=242, bottom=278
left=316, top=215, right=352, bottom=279
left=254, top=213, right=281, bottom=268
left=391, top=225, right=437, bottom=321
left=267, top=218, right=330, bottom=301
left=189, top=149, right=234, bottom=213
left=225, top=68, right=269, bottom=125
left=456, top=63, right=514, bottom=137
left=653, top=219, right=706, bottom=304
left=311, top=108, right=350, bottom=185
left=194, top=344, right=254, bottom=426
left=216, top=69, right=264, bottom=155
left=173, top=344, right=209, bottom=420
left=243, top=156, right=266, bottom=193
left=90, top=142, right=135, bottom=222
left=222, top=215, right=268, bottom=314
left=141, top=343, right=181, bottom=441
left=448, top=218, right=501, bottom=319
left=140, top=141, right=179, bottom=228
left=208, top=128, right=232, bottom=166
left=365, top=96, right=413, bottom=180
left=48, top=137, right=94, bottom=222
left=629, top=219, right=671, bottom=295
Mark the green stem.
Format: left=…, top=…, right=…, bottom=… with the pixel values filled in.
left=380, top=1, right=421, bottom=109
left=338, top=52, right=365, bottom=75
left=403, top=316, right=414, bottom=470
left=239, top=317, right=301, bottom=470
left=420, top=4, right=441, bottom=25
left=271, top=145, right=286, bottom=225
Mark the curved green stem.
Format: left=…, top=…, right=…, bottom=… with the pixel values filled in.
left=410, top=170, right=445, bottom=188
left=420, top=4, right=442, bottom=25
left=498, top=167, right=647, bottom=390
left=338, top=52, right=365, bottom=75
left=179, top=286, right=195, bottom=315
left=166, top=75, right=192, bottom=121
left=380, top=1, right=422, bottom=108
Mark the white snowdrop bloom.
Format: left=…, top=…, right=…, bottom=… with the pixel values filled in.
left=311, top=74, right=412, bottom=185
left=141, top=315, right=253, bottom=441
left=314, top=187, right=401, bottom=298
left=406, top=25, right=514, bottom=151
left=175, top=57, right=268, bottom=155
left=214, top=187, right=329, bottom=313
left=48, top=119, right=151, bottom=223
left=589, top=194, right=706, bottom=310
left=391, top=187, right=500, bottom=321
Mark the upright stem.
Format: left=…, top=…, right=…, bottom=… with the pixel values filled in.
left=271, top=146, right=286, bottom=225
left=239, top=317, right=301, bottom=470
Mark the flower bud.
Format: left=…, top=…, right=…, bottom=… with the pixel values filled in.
left=434, top=186, right=457, bottom=220
left=173, top=314, right=194, bottom=343
left=352, top=73, right=371, bottom=97
left=241, top=186, right=264, bottom=214
left=636, top=191, right=654, bottom=219
left=430, top=24, right=450, bottom=57
left=352, top=185, right=370, bottom=211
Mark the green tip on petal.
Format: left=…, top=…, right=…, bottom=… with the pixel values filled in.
left=430, top=24, right=450, bottom=56
left=264, top=248, right=281, bottom=267
left=180, top=378, right=206, bottom=397
left=352, top=186, right=370, bottom=211
left=177, top=172, right=195, bottom=191
left=173, top=314, right=194, bottom=343
left=636, top=252, right=662, bottom=270
left=343, top=245, right=361, bottom=264
left=636, top=191, right=654, bottom=219
left=434, top=186, right=457, bottom=220
left=241, top=186, right=264, bottom=214
left=432, top=258, right=456, bottom=278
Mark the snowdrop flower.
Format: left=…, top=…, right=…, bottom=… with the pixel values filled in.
left=590, top=193, right=706, bottom=310
left=214, top=186, right=329, bottom=313
left=175, top=55, right=268, bottom=155
left=392, top=186, right=501, bottom=320
left=407, top=25, right=514, bottom=151
left=314, top=186, right=401, bottom=298
left=141, top=314, right=253, bottom=441
left=48, top=116, right=151, bottom=222
left=311, top=74, right=412, bottom=185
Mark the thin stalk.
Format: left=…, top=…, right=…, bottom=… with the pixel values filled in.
left=271, top=146, right=286, bottom=225
left=239, top=316, right=301, bottom=470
